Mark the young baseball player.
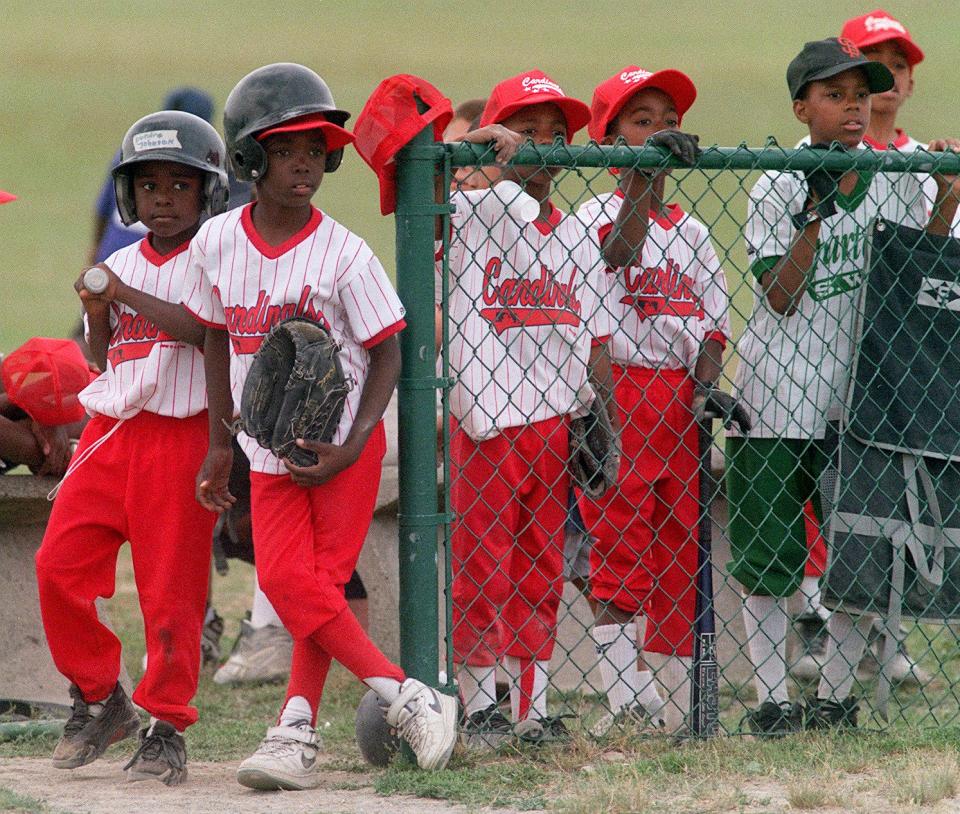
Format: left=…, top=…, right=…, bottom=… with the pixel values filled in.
left=727, top=37, right=960, bottom=735
left=438, top=69, right=619, bottom=747
left=34, top=110, right=229, bottom=785
left=183, top=63, right=457, bottom=789
left=576, top=66, right=740, bottom=735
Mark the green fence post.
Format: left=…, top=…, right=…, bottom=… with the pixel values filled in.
left=394, top=120, right=445, bottom=686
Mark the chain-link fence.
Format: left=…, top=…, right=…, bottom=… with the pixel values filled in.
left=393, top=133, right=960, bottom=745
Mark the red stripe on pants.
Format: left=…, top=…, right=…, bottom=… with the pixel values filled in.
left=579, top=366, right=699, bottom=657
left=803, top=502, right=827, bottom=577
left=249, top=422, right=402, bottom=713
left=451, top=417, right=569, bottom=667
left=35, top=412, right=215, bottom=730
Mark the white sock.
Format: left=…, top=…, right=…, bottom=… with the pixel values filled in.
left=743, top=594, right=789, bottom=705
left=456, top=664, right=497, bottom=716
left=278, top=695, right=312, bottom=727
left=364, top=676, right=402, bottom=705
left=644, top=652, right=686, bottom=730
left=818, top=611, right=873, bottom=701
left=503, top=656, right=550, bottom=721
left=798, top=577, right=828, bottom=620
left=250, top=576, right=283, bottom=629
left=594, top=623, right=640, bottom=713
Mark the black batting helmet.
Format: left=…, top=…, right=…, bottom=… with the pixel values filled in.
left=224, top=63, right=351, bottom=181
left=355, top=690, right=401, bottom=767
left=112, top=110, right=229, bottom=226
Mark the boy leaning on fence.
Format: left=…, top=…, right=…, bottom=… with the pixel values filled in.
left=726, top=36, right=960, bottom=738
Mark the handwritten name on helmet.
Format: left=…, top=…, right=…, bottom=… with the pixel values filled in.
left=864, top=14, right=907, bottom=35
left=521, top=76, right=565, bottom=96
left=619, top=69, right=653, bottom=85
left=132, top=130, right=183, bottom=152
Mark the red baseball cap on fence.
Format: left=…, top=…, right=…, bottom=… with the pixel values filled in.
left=1, top=338, right=96, bottom=426
left=841, top=9, right=924, bottom=66
left=480, top=70, right=590, bottom=141
left=0, top=190, right=16, bottom=205
left=353, top=74, right=453, bottom=215
left=589, top=67, right=698, bottom=142
left=255, top=112, right=356, bottom=152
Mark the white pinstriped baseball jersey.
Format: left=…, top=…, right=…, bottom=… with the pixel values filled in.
left=576, top=192, right=731, bottom=371
left=80, top=239, right=207, bottom=420
left=730, top=164, right=927, bottom=440
left=440, top=188, right=610, bottom=441
left=182, top=204, right=406, bottom=475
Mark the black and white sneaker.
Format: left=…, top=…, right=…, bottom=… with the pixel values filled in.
left=743, top=700, right=803, bottom=738
left=460, top=703, right=513, bottom=750
left=515, top=714, right=574, bottom=745
left=124, top=720, right=188, bottom=786
left=804, top=696, right=859, bottom=731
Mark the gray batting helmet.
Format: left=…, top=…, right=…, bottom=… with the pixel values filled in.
left=355, top=689, right=401, bottom=767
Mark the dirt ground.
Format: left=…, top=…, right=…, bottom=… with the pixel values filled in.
left=0, top=756, right=535, bottom=814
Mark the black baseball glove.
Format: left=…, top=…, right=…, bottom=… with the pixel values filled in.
left=237, top=317, right=354, bottom=468
left=693, top=383, right=752, bottom=433
left=646, top=130, right=702, bottom=168
left=569, top=398, right=621, bottom=498
left=792, top=142, right=846, bottom=227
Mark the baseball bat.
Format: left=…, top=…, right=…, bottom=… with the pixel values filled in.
left=83, top=266, right=109, bottom=294
left=690, top=417, right=720, bottom=738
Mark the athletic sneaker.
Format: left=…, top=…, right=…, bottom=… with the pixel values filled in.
left=385, top=679, right=457, bottom=771
left=213, top=618, right=293, bottom=686
left=788, top=613, right=829, bottom=682
left=201, top=610, right=225, bottom=668
left=460, top=703, right=513, bottom=750
left=124, top=720, right=187, bottom=786
left=743, top=700, right=803, bottom=738
left=236, top=721, right=321, bottom=791
left=52, top=683, right=141, bottom=769
left=804, top=696, right=859, bottom=730
left=514, top=714, right=574, bottom=745
left=590, top=699, right=667, bottom=739
left=857, top=624, right=930, bottom=686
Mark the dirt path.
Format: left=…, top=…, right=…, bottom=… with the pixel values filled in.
left=0, top=757, right=532, bottom=814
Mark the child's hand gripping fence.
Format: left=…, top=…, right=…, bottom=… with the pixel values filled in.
left=393, top=133, right=960, bottom=745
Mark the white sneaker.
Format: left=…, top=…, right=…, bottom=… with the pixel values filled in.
left=236, top=722, right=321, bottom=791
left=590, top=696, right=666, bottom=739
left=385, top=679, right=457, bottom=771
left=214, top=620, right=293, bottom=686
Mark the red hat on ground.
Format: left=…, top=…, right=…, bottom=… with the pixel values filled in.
left=480, top=70, right=591, bottom=141
left=841, top=9, right=924, bottom=66
left=0, top=190, right=16, bottom=205
left=255, top=112, right=356, bottom=152
left=589, top=67, right=697, bottom=142
left=1, top=338, right=96, bottom=426
left=353, top=74, right=453, bottom=215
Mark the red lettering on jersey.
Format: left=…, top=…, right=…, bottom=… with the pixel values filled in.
left=619, top=259, right=703, bottom=320
left=480, top=258, right=582, bottom=333
left=106, top=317, right=174, bottom=367
left=218, top=286, right=330, bottom=355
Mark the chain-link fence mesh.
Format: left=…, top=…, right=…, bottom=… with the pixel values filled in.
left=399, top=139, right=960, bottom=745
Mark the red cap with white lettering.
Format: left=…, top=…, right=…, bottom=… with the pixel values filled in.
left=481, top=70, right=590, bottom=142
left=589, top=67, right=697, bottom=142
left=1, top=338, right=95, bottom=426
left=841, top=9, right=924, bottom=65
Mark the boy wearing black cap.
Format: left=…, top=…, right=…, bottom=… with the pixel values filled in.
left=726, top=37, right=960, bottom=736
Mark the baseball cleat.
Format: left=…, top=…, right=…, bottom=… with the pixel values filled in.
left=385, top=679, right=457, bottom=771
left=236, top=721, right=321, bottom=791
left=52, top=683, right=141, bottom=769
left=743, top=700, right=804, bottom=739
left=213, top=619, right=292, bottom=686
left=460, top=703, right=513, bottom=751
left=514, top=714, right=574, bottom=745
left=124, top=720, right=187, bottom=786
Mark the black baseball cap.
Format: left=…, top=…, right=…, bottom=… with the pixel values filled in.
left=787, top=37, right=894, bottom=100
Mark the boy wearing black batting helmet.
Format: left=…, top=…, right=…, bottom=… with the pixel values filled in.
left=36, top=110, right=229, bottom=785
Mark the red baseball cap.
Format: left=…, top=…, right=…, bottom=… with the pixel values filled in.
left=589, top=67, right=697, bottom=142
left=0, top=190, right=16, bottom=205
left=1, top=338, right=96, bottom=426
left=841, top=9, right=924, bottom=66
left=353, top=74, right=453, bottom=215
left=480, top=70, right=590, bottom=141
left=255, top=112, right=356, bottom=151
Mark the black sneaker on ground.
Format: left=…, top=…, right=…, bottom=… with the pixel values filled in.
left=804, top=696, right=859, bottom=730
left=52, top=683, right=141, bottom=769
left=743, top=700, right=803, bottom=738
left=460, top=703, right=513, bottom=750
left=515, top=714, right=574, bottom=745
left=201, top=610, right=225, bottom=668
left=124, top=720, right=188, bottom=786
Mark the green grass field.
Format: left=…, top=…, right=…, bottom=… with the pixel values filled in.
left=6, top=3, right=960, bottom=811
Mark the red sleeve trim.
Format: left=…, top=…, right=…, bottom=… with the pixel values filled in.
left=597, top=222, right=614, bottom=246
left=362, top=319, right=406, bottom=349
left=590, top=335, right=611, bottom=347
left=181, top=302, right=226, bottom=329
left=704, top=330, right=727, bottom=351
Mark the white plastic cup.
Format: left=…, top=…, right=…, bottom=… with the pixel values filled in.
left=493, top=180, right=540, bottom=224
left=83, top=266, right=109, bottom=294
